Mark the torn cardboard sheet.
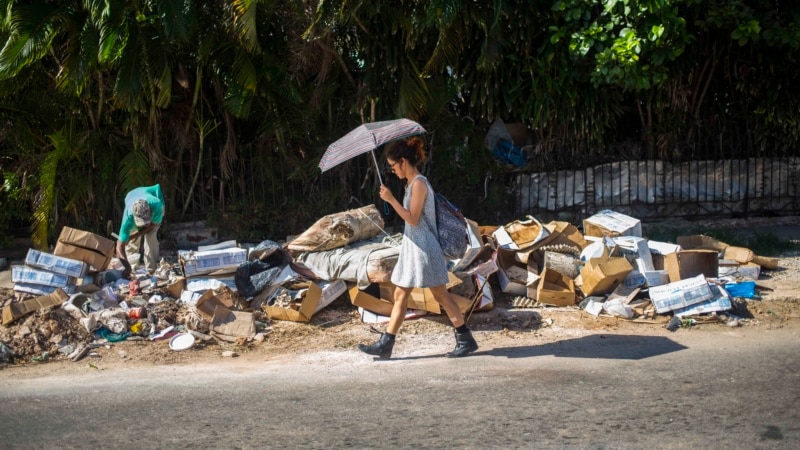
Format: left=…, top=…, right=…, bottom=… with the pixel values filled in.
left=2, top=288, right=69, bottom=326
left=210, top=305, right=256, bottom=342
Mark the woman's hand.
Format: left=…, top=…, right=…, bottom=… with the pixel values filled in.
left=379, top=184, right=395, bottom=203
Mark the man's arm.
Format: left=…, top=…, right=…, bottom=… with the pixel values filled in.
left=116, top=239, right=132, bottom=278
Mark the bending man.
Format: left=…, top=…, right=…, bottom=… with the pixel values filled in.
left=116, top=184, right=164, bottom=276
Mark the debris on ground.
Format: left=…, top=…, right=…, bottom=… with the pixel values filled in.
left=1, top=209, right=799, bottom=366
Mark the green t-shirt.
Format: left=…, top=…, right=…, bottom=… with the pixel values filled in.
left=118, top=184, right=164, bottom=242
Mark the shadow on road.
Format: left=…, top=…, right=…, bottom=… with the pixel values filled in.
left=483, top=334, right=688, bottom=360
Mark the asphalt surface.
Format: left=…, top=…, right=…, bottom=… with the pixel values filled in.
left=1, top=326, right=799, bottom=449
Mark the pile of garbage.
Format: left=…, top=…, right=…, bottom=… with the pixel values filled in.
left=0, top=206, right=781, bottom=364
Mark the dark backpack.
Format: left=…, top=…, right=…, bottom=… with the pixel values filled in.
left=434, top=192, right=469, bottom=260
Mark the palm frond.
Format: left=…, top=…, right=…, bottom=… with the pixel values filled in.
left=157, top=0, right=190, bottom=42
left=0, top=2, right=59, bottom=78
left=31, top=127, right=71, bottom=250
left=395, top=57, right=430, bottom=120
left=118, top=146, right=151, bottom=195
left=230, top=0, right=261, bottom=53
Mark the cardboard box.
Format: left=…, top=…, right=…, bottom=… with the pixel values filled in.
left=579, top=257, right=633, bottom=296
left=496, top=248, right=529, bottom=296
left=583, top=210, right=642, bottom=238
left=186, top=275, right=237, bottom=292
left=648, top=241, right=681, bottom=255
left=492, top=216, right=550, bottom=251
left=664, top=249, right=719, bottom=283
left=264, top=280, right=347, bottom=322
left=612, top=237, right=654, bottom=271
left=677, top=235, right=728, bottom=251
left=525, top=261, right=541, bottom=301
left=13, top=282, right=76, bottom=296
left=12, top=265, right=74, bottom=288
left=541, top=251, right=580, bottom=278
left=536, top=268, right=576, bottom=306
left=25, top=249, right=88, bottom=278
left=450, top=220, right=486, bottom=272
left=57, top=226, right=116, bottom=256
left=648, top=274, right=714, bottom=314
left=718, top=261, right=761, bottom=280
left=3, top=288, right=69, bottom=325
left=723, top=246, right=754, bottom=264
left=546, top=221, right=589, bottom=250
left=461, top=245, right=499, bottom=278
left=164, top=277, right=187, bottom=299
left=349, top=273, right=463, bottom=316
left=53, top=241, right=111, bottom=272
left=643, top=270, right=670, bottom=287
left=313, top=280, right=347, bottom=314
left=673, top=284, right=731, bottom=318
left=379, top=273, right=462, bottom=314
left=349, top=283, right=394, bottom=316
left=179, top=247, right=248, bottom=277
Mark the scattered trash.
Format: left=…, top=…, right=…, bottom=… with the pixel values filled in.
left=0, top=210, right=789, bottom=365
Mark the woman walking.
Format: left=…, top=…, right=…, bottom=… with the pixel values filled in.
left=358, top=136, right=478, bottom=359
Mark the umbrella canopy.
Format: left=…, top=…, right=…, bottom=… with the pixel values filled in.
left=318, top=119, right=427, bottom=184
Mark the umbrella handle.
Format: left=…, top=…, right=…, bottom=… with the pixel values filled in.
left=370, top=149, right=383, bottom=186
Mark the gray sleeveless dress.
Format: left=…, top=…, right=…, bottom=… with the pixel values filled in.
left=390, top=175, right=449, bottom=288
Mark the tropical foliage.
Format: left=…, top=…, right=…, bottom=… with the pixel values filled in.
left=1, top=0, right=798, bottom=246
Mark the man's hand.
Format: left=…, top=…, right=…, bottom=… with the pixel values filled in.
left=129, top=223, right=155, bottom=240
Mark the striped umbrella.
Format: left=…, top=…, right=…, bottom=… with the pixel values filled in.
left=319, top=119, right=427, bottom=185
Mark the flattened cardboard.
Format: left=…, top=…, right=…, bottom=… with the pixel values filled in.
left=673, top=284, right=731, bottom=318
left=583, top=210, right=642, bottom=238
left=579, top=257, right=633, bottom=296
left=649, top=274, right=714, bottom=313
left=210, top=305, right=255, bottom=342
left=664, top=249, right=719, bottom=283
left=536, top=268, right=576, bottom=307
left=2, top=288, right=68, bottom=325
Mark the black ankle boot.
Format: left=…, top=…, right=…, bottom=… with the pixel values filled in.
left=446, top=329, right=478, bottom=358
left=358, top=333, right=395, bottom=359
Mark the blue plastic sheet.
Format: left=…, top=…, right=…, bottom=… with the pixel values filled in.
left=723, top=281, right=756, bottom=298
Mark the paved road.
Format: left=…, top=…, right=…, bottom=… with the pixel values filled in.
left=2, top=327, right=799, bottom=449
